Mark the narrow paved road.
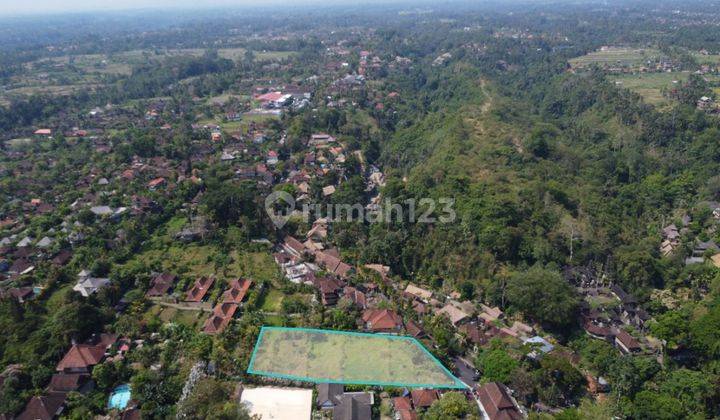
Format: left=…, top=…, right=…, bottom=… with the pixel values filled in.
left=453, top=356, right=479, bottom=388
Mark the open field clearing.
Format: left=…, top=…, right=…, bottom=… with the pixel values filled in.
left=610, top=72, right=689, bottom=104
left=610, top=72, right=720, bottom=105
left=248, top=327, right=466, bottom=388
left=569, top=47, right=664, bottom=69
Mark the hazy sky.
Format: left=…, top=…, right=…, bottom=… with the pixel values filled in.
left=0, top=0, right=401, bottom=16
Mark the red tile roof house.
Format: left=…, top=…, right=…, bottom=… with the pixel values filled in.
left=56, top=344, right=106, bottom=373
left=47, top=373, right=93, bottom=394
left=203, top=302, right=239, bottom=334
left=343, top=286, right=367, bottom=309
left=313, top=276, right=345, bottom=306
left=314, top=250, right=353, bottom=278
left=404, top=320, right=426, bottom=339
left=222, top=279, right=252, bottom=304
left=476, top=382, right=523, bottom=420
left=583, top=322, right=613, bottom=341
left=410, top=389, right=439, bottom=409
left=17, top=392, right=66, bottom=420
left=184, top=277, right=215, bottom=303
left=282, top=236, right=306, bottom=258
left=147, top=177, right=167, bottom=190
left=615, top=329, right=642, bottom=354
left=145, top=273, right=178, bottom=297
left=361, top=309, right=403, bottom=333
left=392, top=396, right=417, bottom=420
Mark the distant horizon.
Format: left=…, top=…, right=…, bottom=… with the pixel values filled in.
left=0, top=0, right=434, bottom=17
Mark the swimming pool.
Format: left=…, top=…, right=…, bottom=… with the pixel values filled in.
left=108, top=384, right=131, bottom=410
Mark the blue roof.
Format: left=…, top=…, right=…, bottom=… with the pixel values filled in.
left=523, top=336, right=554, bottom=354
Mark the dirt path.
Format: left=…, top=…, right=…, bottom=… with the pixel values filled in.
left=479, top=78, right=493, bottom=114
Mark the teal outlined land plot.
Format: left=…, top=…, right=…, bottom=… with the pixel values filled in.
left=247, top=326, right=467, bottom=389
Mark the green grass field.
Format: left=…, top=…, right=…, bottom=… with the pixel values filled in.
left=127, top=244, right=279, bottom=284
left=692, top=52, right=720, bottom=65
left=248, top=327, right=465, bottom=388
left=609, top=72, right=720, bottom=106
left=609, top=72, right=689, bottom=104
left=570, top=47, right=664, bottom=69
left=259, top=289, right=286, bottom=312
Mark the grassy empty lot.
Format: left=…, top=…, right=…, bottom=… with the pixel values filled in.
left=610, top=72, right=689, bottom=104
left=145, top=305, right=202, bottom=327
left=248, top=327, right=465, bottom=388
left=128, top=244, right=279, bottom=284
left=570, top=47, right=664, bottom=69
left=692, top=52, right=720, bottom=65
left=610, top=72, right=720, bottom=106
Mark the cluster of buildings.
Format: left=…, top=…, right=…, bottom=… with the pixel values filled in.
left=15, top=333, right=140, bottom=420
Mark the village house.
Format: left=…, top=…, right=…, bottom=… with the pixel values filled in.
left=314, top=249, right=353, bottom=278
left=56, top=344, right=106, bottom=373
left=361, top=308, right=403, bottom=333
left=184, top=276, right=215, bottom=303
left=479, top=304, right=504, bottom=324
left=313, top=276, right=345, bottom=306
left=615, top=329, right=642, bottom=354
left=47, top=373, right=93, bottom=394
left=436, top=301, right=474, bottom=326
left=145, top=273, right=177, bottom=297
left=308, top=133, right=337, bottom=147
left=404, top=283, right=433, bottom=302
left=203, top=302, right=238, bottom=334
left=266, top=150, right=279, bottom=165
left=17, top=393, right=66, bottom=420
left=343, top=285, right=368, bottom=309
left=73, top=270, right=110, bottom=297
left=476, top=382, right=523, bottom=420
left=392, top=395, right=418, bottom=420
left=660, top=223, right=681, bottom=256
left=315, top=383, right=374, bottom=420
left=147, top=177, right=167, bottom=191
left=410, top=389, right=439, bottom=410
left=282, top=236, right=307, bottom=258
left=697, top=96, right=716, bottom=112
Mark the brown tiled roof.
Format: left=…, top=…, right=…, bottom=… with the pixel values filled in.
left=185, top=276, right=215, bottom=302
left=203, top=314, right=228, bottom=334
left=392, top=396, right=412, bottom=411
left=203, top=302, right=239, bottom=334
left=122, top=408, right=141, bottom=420
left=146, top=273, right=177, bottom=297
left=222, top=279, right=252, bottom=304
left=405, top=320, right=425, bottom=338
left=615, top=330, right=641, bottom=351
left=51, top=250, right=73, bottom=266
left=314, top=276, right=344, bottom=293
left=477, top=382, right=522, bottom=420
left=56, top=344, right=105, bottom=372
left=47, top=373, right=89, bottom=393
left=459, top=323, right=485, bottom=345
left=397, top=409, right=418, bottom=420
left=343, top=286, right=366, bottom=308
left=584, top=322, right=612, bottom=338
left=332, top=394, right=372, bottom=420
left=410, top=389, right=438, bottom=408
left=362, top=309, right=403, bottom=332
left=283, top=236, right=306, bottom=255
left=17, top=392, right=67, bottom=420
left=214, top=302, right=239, bottom=318
left=315, top=250, right=353, bottom=278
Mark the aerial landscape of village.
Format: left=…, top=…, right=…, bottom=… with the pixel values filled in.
left=1, top=0, right=720, bottom=418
